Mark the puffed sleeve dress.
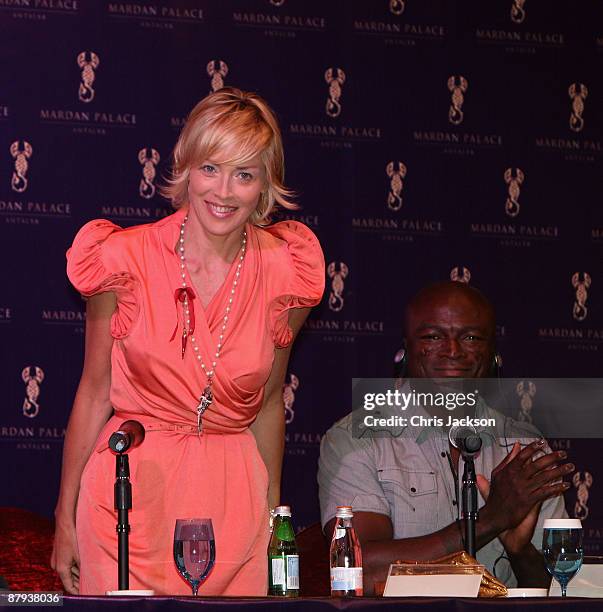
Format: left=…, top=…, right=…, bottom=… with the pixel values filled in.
left=66, top=206, right=325, bottom=595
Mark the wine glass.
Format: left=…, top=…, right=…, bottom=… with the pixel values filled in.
left=173, top=518, right=216, bottom=595
left=542, top=518, right=583, bottom=597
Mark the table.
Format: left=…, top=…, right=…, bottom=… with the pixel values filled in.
left=57, top=596, right=603, bottom=611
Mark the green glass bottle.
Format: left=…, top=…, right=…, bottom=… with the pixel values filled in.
left=268, top=505, right=299, bottom=597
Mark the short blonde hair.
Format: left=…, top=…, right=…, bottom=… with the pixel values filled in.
left=161, top=87, right=297, bottom=225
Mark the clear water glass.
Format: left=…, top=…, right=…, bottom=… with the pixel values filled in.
left=542, top=518, right=583, bottom=597
left=173, top=518, right=216, bottom=596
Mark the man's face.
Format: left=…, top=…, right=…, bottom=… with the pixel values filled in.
left=405, top=291, right=495, bottom=379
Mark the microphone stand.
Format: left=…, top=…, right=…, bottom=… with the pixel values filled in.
left=461, top=453, right=478, bottom=558
left=114, top=453, right=132, bottom=591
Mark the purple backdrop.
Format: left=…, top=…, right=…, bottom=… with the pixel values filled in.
left=1, top=0, right=601, bottom=552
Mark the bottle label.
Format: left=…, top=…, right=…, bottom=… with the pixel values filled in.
left=270, top=554, right=299, bottom=590
left=330, top=567, right=363, bottom=591
left=271, top=557, right=286, bottom=587
left=286, top=555, right=299, bottom=590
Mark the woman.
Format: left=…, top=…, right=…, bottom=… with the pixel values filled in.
left=51, top=88, right=325, bottom=595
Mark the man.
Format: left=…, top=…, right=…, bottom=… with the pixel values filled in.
left=318, top=282, right=571, bottom=592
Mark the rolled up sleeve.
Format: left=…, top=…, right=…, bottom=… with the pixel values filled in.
left=318, top=418, right=390, bottom=531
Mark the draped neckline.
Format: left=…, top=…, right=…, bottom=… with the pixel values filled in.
left=159, top=206, right=252, bottom=326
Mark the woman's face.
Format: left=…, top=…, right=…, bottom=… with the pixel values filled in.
left=187, top=155, right=264, bottom=237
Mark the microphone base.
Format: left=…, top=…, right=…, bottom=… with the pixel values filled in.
left=106, top=590, right=155, bottom=597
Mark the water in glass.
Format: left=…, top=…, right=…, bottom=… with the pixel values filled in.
left=542, top=518, right=583, bottom=597
left=173, top=518, right=215, bottom=595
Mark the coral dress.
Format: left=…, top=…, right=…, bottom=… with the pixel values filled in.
left=66, top=206, right=324, bottom=595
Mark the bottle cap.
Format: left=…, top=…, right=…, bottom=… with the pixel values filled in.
left=335, top=505, right=353, bottom=518
left=274, top=505, right=292, bottom=517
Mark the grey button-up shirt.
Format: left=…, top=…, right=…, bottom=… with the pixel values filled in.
left=318, top=401, right=567, bottom=587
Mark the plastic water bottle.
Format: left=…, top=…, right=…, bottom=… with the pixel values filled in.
left=329, top=505, right=363, bottom=596
left=268, top=505, right=299, bottom=596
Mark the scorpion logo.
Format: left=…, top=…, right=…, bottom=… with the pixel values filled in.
left=572, top=272, right=591, bottom=321
left=138, top=148, right=160, bottom=199
left=389, top=0, right=405, bottom=16
left=450, top=266, right=471, bottom=284
left=10, top=140, right=33, bottom=193
left=77, top=51, right=100, bottom=103
left=207, top=60, right=228, bottom=93
left=386, top=162, right=407, bottom=211
left=325, top=68, right=346, bottom=118
left=283, top=374, right=299, bottom=425
left=568, top=83, right=587, bottom=133
left=327, top=262, right=349, bottom=312
left=504, top=168, right=524, bottom=218
left=510, top=0, right=526, bottom=24
left=22, top=366, right=45, bottom=418
left=448, top=75, right=468, bottom=125
left=573, top=472, right=593, bottom=520
left=516, top=381, right=536, bottom=424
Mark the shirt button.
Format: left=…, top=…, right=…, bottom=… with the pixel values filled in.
left=410, top=487, right=416, bottom=493
left=452, top=500, right=457, bottom=506
left=441, top=451, right=446, bottom=457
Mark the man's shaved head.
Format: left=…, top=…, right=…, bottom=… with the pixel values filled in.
left=404, top=282, right=496, bottom=336
left=403, top=281, right=496, bottom=379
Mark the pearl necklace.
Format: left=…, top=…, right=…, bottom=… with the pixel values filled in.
left=178, top=215, right=247, bottom=434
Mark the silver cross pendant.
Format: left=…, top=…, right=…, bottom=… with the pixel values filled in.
left=196, top=385, right=213, bottom=435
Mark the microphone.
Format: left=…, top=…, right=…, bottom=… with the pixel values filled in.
left=108, top=420, right=145, bottom=453
left=449, top=425, right=482, bottom=456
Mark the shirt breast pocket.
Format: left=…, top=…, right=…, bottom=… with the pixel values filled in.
left=378, top=467, right=439, bottom=535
